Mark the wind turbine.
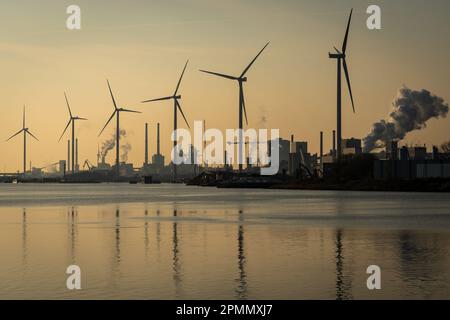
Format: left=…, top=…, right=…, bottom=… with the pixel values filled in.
left=141, top=60, right=190, bottom=182
left=6, top=106, right=39, bottom=174
left=99, top=80, right=141, bottom=181
left=58, top=92, right=87, bottom=174
left=199, top=42, right=270, bottom=172
left=328, top=9, right=355, bottom=161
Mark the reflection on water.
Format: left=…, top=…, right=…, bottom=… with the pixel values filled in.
left=68, top=207, right=77, bottom=265
left=172, top=208, right=182, bottom=298
left=22, top=208, right=27, bottom=273
left=236, top=210, right=247, bottom=299
left=335, top=229, right=345, bottom=300
left=0, top=185, right=449, bottom=299
left=144, top=207, right=149, bottom=258
left=334, top=229, right=353, bottom=300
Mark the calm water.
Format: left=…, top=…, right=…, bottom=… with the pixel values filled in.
left=0, top=184, right=449, bottom=300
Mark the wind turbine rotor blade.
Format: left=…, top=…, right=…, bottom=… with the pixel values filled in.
left=240, top=88, right=248, bottom=125
left=26, top=130, right=39, bottom=141
left=176, top=100, right=190, bottom=129
left=342, top=9, right=353, bottom=53
left=98, top=110, right=116, bottom=136
left=199, top=70, right=238, bottom=80
left=64, top=92, right=73, bottom=118
left=343, top=58, right=355, bottom=113
left=121, top=108, right=141, bottom=114
left=106, top=80, right=118, bottom=110
left=141, top=96, right=173, bottom=103
left=6, top=129, right=24, bottom=141
left=240, top=42, right=270, bottom=78
left=58, top=119, right=72, bottom=142
left=174, top=60, right=189, bottom=95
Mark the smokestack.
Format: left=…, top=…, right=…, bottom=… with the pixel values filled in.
left=289, top=135, right=295, bottom=176
left=67, top=140, right=70, bottom=172
left=400, top=146, right=409, bottom=161
left=320, top=131, right=323, bottom=173
left=332, top=130, right=336, bottom=162
left=389, top=140, right=398, bottom=160
left=145, top=123, right=149, bottom=165
left=432, top=145, right=440, bottom=160
left=290, top=135, right=295, bottom=153
left=190, top=144, right=196, bottom=175
left=203, top=120, right=206, bottom=164
left=97, top=144, right=100, bottom=166
left=75, top=138, right=79, bottom=172
left=157, top=123, right=160, bottom=155
left=224, top=150, right=228, bottom=167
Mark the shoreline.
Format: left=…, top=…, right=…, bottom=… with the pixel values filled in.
left=215, top=178, right=450, bottom=193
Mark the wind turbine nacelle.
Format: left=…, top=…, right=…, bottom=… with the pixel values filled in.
left=241, top=77, right=248, bottom=82
left=174, top=95, right=181, bottom=99
left=329, top=53, right=344, bottom=59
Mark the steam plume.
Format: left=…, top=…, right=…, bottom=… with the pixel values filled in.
left=363, top=86, right=449, bottom=152
left=121, top=142, right=132, bottom=162
left=101, top=129, right=127, bottom=159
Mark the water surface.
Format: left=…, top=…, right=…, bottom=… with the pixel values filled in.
left=0, top=184, right=449, bottom=299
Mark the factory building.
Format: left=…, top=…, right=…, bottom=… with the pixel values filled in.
left=374, top=144, right=450, bottom=179
left=342, top=138, right=362, bottom=156
left=268, top=138, right=290, bottom=174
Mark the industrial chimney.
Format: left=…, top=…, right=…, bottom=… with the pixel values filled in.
left=157, top=123, right=160, bottom=155
left=332, top=130, right=336, bottom=162
left=224, top=150, right=228, bottom=168
left=432, top=145, right=440, bottom=160
left=75, top=138, right=79, bottom=172
left=203, top=120, right=206, bottom=166
left=389, top=141, right=399, bottom=160
left=320, top=131, right=323, bottom=174
left=145, top=123, right=149, bottom=165
left=289, top=135, right=295, bottom=176
left=290, top=135, right=296, bottom=154
left=97, top=144, right=100, bottom=167
left=67, top=140, right=71, bottom=173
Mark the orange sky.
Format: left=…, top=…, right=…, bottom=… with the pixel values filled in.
left=0, top=0, right=449, bottom=172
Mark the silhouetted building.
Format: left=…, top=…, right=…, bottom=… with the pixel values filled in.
left=386, top=141, right=399, bottom=160
left=400, top=146, right=409, bottom=161
left=374, top=158, right=450, bottom=180
left=342, top=138, right=362, bottom=155
left=59, top=160, right=66, bottom=175
left=269, top=138, right=290, bottom=174
left=112, top=162, right=134, bottom=177
left=409, top=146, right=427, bottom=160
left=152, top=154, right=165, bottom=173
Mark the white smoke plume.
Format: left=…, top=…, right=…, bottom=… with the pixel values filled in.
left=363, top=86, right=449, bottom=152
left=47, top=164, right=58, bottom=173
left=101, top=129, right=127, bottom=159
left=121, top=142, right=132, bottom=162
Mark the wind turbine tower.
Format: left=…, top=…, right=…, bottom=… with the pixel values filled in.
left=6, top=106, right=39, bottom=174
left=99, top=80, right=141, bottom=181
left=142, top=60, right=190, bottom=182
left=200, top=42, right=270, bottom=172
left=328, top=9, right=356, bottom=161
left=58, top=93, right=87, bottom=173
